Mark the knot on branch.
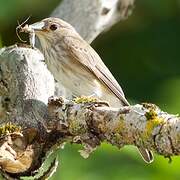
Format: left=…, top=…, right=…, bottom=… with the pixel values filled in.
left=47, top=97, right=108, bottom=159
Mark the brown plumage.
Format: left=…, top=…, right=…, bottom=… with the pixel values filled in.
left=23, top=17, right=153, bottom=163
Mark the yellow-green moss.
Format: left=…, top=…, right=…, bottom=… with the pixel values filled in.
left=113, top=133, right=122, bottom=142
left=73, top=96, right=98, bottom=104
left=144, top=111, right=164, bottom=138
left=113, top=115, right=125, bottom=133
left=0, top=122, right=21, bottom=137
left=142, top=103, right=164, bottom=139
left=145, top=109, right=158, bottom=120
left=69, top=119, right=86, bottom=134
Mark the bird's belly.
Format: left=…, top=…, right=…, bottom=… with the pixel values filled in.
left=61, top=70, right=98, bottom=97
left=47, top=57, right=100, bottom=97
left=46, top=55, right=122, bottom=107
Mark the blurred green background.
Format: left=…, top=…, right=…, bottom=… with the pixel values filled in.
left=0, top=0, right=180, bottom=179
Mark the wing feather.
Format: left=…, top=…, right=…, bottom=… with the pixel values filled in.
left=63, top=36, right=129, bottom=106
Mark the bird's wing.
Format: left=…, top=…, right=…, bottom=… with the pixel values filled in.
left=63, top=36, right=129, bottom=106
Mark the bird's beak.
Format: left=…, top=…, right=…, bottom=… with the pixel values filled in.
left=29, top=21, right=45, bottom=31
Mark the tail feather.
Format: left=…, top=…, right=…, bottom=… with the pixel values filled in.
left=138, top=148, right=154, bottom=163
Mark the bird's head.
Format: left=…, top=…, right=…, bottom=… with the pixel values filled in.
left=21, top=17, right=78, bottom=47
left=29, top=17, right=75, bottom=34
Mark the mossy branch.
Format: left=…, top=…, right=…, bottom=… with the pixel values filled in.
left=48, top=97, right=180, bottom=159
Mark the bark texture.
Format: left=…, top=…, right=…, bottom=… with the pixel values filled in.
left=0, top=45, right=55, bottom=179
left=48, top=98, right=180, bottom=158
left=51, top=0, right=134, bottom=43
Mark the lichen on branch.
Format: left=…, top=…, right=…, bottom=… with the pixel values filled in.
left=48, top=97, right=180, bottom=159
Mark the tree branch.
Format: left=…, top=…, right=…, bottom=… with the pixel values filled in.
left=0, top=45, right=55, bottom=178
left=51, top=0, right=134, bottom=43
left=48, top=98, right=180, bottom=158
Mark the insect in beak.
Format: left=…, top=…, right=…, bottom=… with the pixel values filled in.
left=20, top=21, right=46, bottom=48
left=16, top=16, right=31, bottom=44
left=19, top=25, right=35, bottom=48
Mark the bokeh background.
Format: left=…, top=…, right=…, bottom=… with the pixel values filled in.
left=0, top=0, right=180, bottom=179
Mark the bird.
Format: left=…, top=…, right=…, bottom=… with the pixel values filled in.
left=23, top=17, right=153, bottom=163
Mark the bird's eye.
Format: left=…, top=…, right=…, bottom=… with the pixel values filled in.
left=49, top=24, right=58, bottom=31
